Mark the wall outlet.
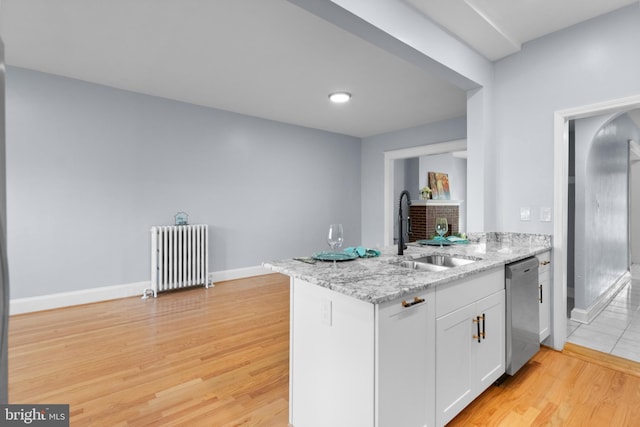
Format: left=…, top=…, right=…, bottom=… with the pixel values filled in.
left=320, top=299, right=332, bottom=326
left=540, top=207, right=552, bottom=222
left=520, top=207, right=531, bottom=221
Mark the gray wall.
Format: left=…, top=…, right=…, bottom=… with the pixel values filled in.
left=493, top=4, right=640, bottom=233
left=360, top=117, right=467, bottom=247
left=573, top=113, right=638, bottom=312
left=418, top=154, right=466, bottom=201
left=0, top=35, right=9, bottom=404
left=392, top=157, right=419, bottom=243
left=6, top=67, right=361, bottom=299
left=0, top=40, right=5, bottom=230
left=405, top=157, right=420, bottom=202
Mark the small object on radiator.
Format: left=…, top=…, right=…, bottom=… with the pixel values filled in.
left=174, top=212, right=189, bottom=226
left=142, top=224, right=212, bottom=299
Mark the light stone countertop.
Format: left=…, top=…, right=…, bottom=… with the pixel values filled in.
left=262, top=232, right=552, bottom=305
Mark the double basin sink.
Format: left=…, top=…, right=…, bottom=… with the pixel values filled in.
left=393, top=255, right=476, bottom=272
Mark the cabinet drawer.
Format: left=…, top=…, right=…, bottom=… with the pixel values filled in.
left=379, top=291, right=432, bottom=318
left=436, top=268, right=505, bottom=318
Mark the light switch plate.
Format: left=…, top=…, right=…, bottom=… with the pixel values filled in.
left=540, top=207, right=552, bottom=222
left=520, top=207, right=531, bottom=221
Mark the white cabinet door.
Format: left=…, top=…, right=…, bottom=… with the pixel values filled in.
left=435, top=302, right=476, bottom=427
left=539, top=270, right=551, bottom=341
left=537, top=251, right=552, bottom=342
left=475, top=290, right=506, bottom=390
left=377, top=291, right=435, bottom=427
left=435, top=289, right=505, bottom=427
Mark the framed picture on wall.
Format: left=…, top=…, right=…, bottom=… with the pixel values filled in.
left=428, top=172, right=450, bottom=200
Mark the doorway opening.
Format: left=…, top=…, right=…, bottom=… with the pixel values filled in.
left=552, top=95, right=640, bottom=352
left=383, top=139, right=467, bottom=246
left=567, top=113, right=638, bottom=321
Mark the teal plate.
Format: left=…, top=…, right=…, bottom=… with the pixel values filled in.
left=312, top=251, right=358, bottom=262
left=416, top=239, right=453, bottom=246
left=446, top=236, right=469, bottom=244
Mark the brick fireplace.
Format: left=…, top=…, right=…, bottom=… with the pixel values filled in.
left=408, top=201, right=461, bottom=242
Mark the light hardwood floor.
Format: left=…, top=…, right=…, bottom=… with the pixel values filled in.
left=9, top=273, right=640, bottom=426
left=449, top=343, right=640, bottom=426
left=9, top=274, right=290, bottom=426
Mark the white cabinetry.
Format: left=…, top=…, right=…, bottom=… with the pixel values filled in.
left=376, top=290, right=435, bottom=427
left=289, top=267, right=507, bottom=427
left=434, top=268, right=505, bottom=427
left=290, top=278, right=435, bottom=427
left=537, top=251, right=552, bottom=342
left=290, top=278, right=375, bottom=427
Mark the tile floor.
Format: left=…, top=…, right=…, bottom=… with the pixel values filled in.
left=567, top=264, right=640, bottom=362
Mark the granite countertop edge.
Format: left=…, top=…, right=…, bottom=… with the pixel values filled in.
left=263, top=232, right=552, bottom=305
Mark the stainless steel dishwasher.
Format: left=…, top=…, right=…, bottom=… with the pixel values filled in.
left=505, top=257, right=540, bottom=375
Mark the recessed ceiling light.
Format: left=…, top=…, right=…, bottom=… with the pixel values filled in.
left=328, top=92, right=352, bottom=103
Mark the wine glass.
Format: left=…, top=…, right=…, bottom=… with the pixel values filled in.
left=435, top=218, right=448, bottom=248
left=327, top=224, right=344, bottom=269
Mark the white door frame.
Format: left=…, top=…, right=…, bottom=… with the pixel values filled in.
left=383, top=139, right=467, bottom=246
left=631, top=139, right=640, bottom=268
left=552, top=94, right=640, bottom=350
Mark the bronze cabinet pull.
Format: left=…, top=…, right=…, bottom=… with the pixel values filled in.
left=473, top=315, right=486, bottom=342
left=402, top=296, right=425, bottom=308
left=473, top=316, right=481, bottom=342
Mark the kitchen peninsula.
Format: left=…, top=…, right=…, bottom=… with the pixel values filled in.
left=263, top=233, right=551, bottom=427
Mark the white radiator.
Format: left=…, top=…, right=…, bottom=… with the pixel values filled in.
left=144, top=224, right=211, bottom=298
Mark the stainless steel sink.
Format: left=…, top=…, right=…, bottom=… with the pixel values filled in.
left=394, top=260, right=449, bottom=272
left=412, top=255, right=476, bottom=268
left=393, top=255, right=476, bottom=272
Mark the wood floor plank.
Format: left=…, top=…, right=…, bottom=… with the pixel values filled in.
left=563, top=342, right=640, bottom=378
left=9, top=273, right=291, bottom=426
left=448, top=345, right=640, bottom=427
left=9, top=273, right=640, bottom=426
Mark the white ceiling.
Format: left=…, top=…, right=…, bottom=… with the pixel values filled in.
left=0, top=0, right=467, bottom=138
left=0, top=0, right=638, bottom=138
left=406, top=0, right=639, bottom=61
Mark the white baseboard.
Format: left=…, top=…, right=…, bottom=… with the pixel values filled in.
left=10, top=265, right=272, bottom=315
left=570, top=271, right=631, bottom=324
left=209, top=265, right=271, bottom=283
left=10, top=281, right=151, bottom=315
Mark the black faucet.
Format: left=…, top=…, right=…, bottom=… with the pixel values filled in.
left=398, top=190, right=412, bottom=255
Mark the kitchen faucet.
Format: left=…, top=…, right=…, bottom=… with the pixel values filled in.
left=398, top=190, right=412, bottom=255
